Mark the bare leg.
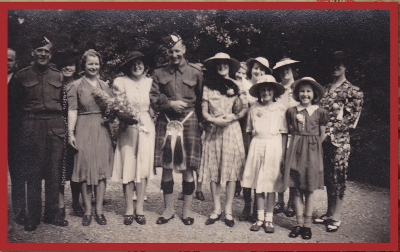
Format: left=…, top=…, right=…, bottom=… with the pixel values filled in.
left=123, top=182, right=134, bottom=215
left=303, top=191, right=314, bottom=227
left=81, top=182, right=92, bottom=215
left=293, top=188, right=304, bottom=226
left=224, top=181, right=236, bottom=216
left=135, top=179, right=147, bottom=215
left=331, top=195, right=343, bottom=221
left=182, top=170, right=194, bottom=219
left=59, top=186, right=65, bottom=208
left=210, top=182, right=222, bottom=215
left=95, top=180, right=106, bottom=215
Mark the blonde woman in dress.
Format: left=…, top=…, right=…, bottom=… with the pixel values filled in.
left=111, top=51, right=155, bottom=225
left=67, top=49, right=114, bottom=226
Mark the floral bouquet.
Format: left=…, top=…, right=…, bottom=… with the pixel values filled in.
left=92, top=88, right=114, bottom=117
left=113, top=95, right=149, bottom=134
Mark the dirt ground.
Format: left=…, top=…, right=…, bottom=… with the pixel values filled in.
left=8, top=168, right=391, bottom=244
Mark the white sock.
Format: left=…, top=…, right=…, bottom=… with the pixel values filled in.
left=265, top=212, right=273, bottom=222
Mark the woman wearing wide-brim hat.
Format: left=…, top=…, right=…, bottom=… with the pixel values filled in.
left=199, top=52, right=248, bottom=228
left=242, top=75, right=288, bottom=233
left=246, top=57, right=273, bottom=84
left=272, top=57, right=300, bottom=217
left=317, top=51, right=364, bottom=232
left=111, top=51, right=156, bottom=226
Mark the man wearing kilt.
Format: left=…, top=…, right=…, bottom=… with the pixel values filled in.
left=150, top=33, right=203, bottom=225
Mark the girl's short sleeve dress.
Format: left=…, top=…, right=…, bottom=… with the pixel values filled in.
left=67, top=77, right=114, bottom=186
left=283, top=105, right=328, bottom=191
left=241, top=102, right=288, bottom=193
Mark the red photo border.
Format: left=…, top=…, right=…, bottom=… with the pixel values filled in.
left=1, top=2, right=398, bottom=251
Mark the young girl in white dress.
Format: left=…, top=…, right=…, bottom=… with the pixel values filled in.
left=241, top=75, right=288, bottom=233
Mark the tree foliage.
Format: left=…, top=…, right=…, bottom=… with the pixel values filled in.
left=8, top=10, right=391, bottom=187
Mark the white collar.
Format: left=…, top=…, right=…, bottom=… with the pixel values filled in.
left=296, top=104, right=319, bottom=116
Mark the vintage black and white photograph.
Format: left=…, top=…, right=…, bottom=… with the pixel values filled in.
left=7, top=8, right=392, bottom=245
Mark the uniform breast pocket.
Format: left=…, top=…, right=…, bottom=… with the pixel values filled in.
left=182, top=79, right=197, bottom=99
left=48, top=80, right=63, bottom=101
left=158, top=78, right=173, bottom=95
left=22, top=80, right=40, bottom=100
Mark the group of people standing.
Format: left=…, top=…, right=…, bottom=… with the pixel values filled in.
left=8, top=33, right=363, bottom=240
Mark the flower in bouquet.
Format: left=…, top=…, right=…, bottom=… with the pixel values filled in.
left=113, top=95, right=149, bottom=134
left=92, top=88, right=114, bottom=116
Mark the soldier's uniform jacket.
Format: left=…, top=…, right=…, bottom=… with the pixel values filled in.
left=15, top=64, right=63, bottom=116
left=150, top=59, right=203, bottom=118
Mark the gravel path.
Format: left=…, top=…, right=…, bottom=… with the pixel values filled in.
left=8, top=168, right=390, bottom=243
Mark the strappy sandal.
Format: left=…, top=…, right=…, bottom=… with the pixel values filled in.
left=313, top=214, right=332, bottom=224
left=326, top=219, right=341, bottom=232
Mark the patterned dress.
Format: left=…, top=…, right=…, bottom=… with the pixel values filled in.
left=242, top=102, right=288, bottom=193
left=284, top=105, right=328, bottom=191
left=67, top=77, right=114, bottom=185
left=111, top=76, right=156, bottom=184
left=319, top=80, right=363, bottom=197
left=198, top=85, right=246, bottom=186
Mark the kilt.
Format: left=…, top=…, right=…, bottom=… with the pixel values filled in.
left=154, top=111, right=202, bottom=171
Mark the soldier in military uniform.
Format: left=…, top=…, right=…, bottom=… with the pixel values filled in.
left=15, top=37, right=67, bottom=231
left=150, top=33, right=203, bottom=225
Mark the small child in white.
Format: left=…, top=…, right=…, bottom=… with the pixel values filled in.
left=241, top=75, right=288, bottom=233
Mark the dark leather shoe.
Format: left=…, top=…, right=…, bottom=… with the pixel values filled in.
left=14, top=209, right=26, bottom=225
left=134, top=212, right=146, bottom=225
left=224, top=214, right=234, bottom=227
left=301, top=227, right=312, bottom=239
left=53, top=208, right=68, bottom=227
left=24, top=222, right=37, bottom=232
left=156, top=214, right=174, bottom=224
left=205, top=213, right=221, bottom=225
left=195, top=191, right=205, bottom=201
left=273, top=202, right=284, bottom=214
left=289, top=226, right=302, bottom=238
left=82, top=215, right=92, bottom=226
left=94, top=214, right=107, bottom=225
left=124, top=215, right=134, bottom=225
left=72, top=205, right=85, bottom=217
left=239, top=205, right=251, bottom=221
left=285, top=204, right=295, bottom=217
left=182, top=217, right=194, bottom=225
left=250, top=220, right=264, bottom=231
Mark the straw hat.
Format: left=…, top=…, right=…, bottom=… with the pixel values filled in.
left=246, top=57, right=273, bottom=75
left=248, top=75, right=285, bottom=98
left=273, top=57, right=300, bottom=70
left=292, top=77, right=324, bottom=103
left=203, top=52, right=240, bottom=75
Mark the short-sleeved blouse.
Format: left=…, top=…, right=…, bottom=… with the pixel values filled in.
left=246, top=102, right=288, bottom=138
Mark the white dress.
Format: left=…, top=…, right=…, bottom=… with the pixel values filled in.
left=241, top=102, right=288, bottom=193
left=111, top=76, right=155, bottom=184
